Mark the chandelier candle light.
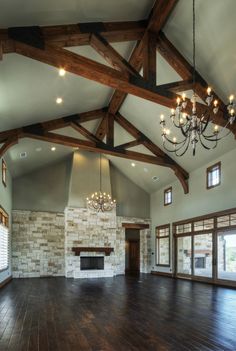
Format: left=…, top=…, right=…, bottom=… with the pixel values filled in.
left=86, top=154, right=116, bottom=212
left=160, top=0, right=235, bottom=156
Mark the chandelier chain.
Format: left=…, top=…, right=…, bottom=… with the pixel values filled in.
left=193, top=0, right=196, bottom=90
left=86, top=154, right=116, bottom=212
left=99, top=153, right=102, bottom=192
left=159, top=0, right=235, bottom=156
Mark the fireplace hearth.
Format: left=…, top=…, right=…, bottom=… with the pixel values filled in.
left=80, top=256, right=104, bottom=270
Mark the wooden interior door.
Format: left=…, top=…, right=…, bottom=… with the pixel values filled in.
left=128, top=240, right=140, bottom=272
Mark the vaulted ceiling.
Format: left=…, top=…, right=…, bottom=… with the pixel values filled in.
left=0, top=0, right=235, bottom=193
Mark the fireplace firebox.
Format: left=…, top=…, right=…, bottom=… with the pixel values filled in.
left=80, top=256, right=104, bottom=270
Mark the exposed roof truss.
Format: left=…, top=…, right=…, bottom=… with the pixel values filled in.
left=0, top=0, right=235, bottom=193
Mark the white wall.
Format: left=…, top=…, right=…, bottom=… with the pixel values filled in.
left=0, top=158, right=12, bottom=284
left=150, top=147, right=236, bottom=273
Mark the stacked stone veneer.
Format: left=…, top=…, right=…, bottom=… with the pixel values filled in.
left=65, top=207, right=117, bottom=278
left=12, top=211, right=65, bottom=278
left=65, top=207, right=151, bottom=278
left=12, top=208, right=151, bottom=279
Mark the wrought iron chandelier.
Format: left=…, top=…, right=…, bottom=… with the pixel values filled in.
left=86, top=154, right=116, bottom=212
left=160, top=0, right=235, bottom=156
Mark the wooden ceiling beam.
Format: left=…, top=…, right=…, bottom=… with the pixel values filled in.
left=156, top=79, right=194, bottom=93
left=0, top=20, right=147, bottom=54
left=107, top=113, right=114, bottom=147
left=0, top=41, right=2, bottom=60
left=0, top=106, right=188, bottom=192
left=108, top=0, right=178, bottom=114
left=0, top=137, right=18, bottom=158
left=156, top=31, right=234, bottom=133
left=143, top=31, right=157, bottom=87
left=0, top=108, right=105, bottom=144
left=115, top=112, right=189, bottom=192
left=95, top=115, right=108, bottom=141
left=116, top=139, right=143, bottom=149
left=13, top=41, right=177, bottom=108
left=108, top=40, right=143, bottom=114
left=70, top=122, right=101, bottom=143
left=90, top=33, right=141, bottom=77
left=21, top=131, right=173, bottom=167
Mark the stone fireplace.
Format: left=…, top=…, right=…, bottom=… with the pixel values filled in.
left=65, top=207, right=117, bottom=278
left=65, top=207, right=151, bottom=279
left=11, top=208, right=151, bottom=279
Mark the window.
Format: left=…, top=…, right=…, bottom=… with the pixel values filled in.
left=164, top=187, right=172, bottom=206
left=0, top=207, right=9, bottom=271
left=2, top=159, right=7, bottom=187
left=174, top=207, right=236, bottom=284
left=207, top=162, right=221, bottom=189
left=156, top=225, right=170, bottom=266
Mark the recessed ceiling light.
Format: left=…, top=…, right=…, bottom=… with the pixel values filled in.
left=59, top=68, right=66, bottom=77
left=152, top=176, right=159, bottom=182
left=36, top=147, right=42, bottom=152
left=56, top=97, right=63, bottom=104
left=131, top=162, right=136, bottom=167
left=73, top=147, right=79, bottom=150
left=51, top=147, right=56, bottom=151
left=19, top=152, right=27, bottom=159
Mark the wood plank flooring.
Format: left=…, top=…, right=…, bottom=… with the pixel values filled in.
left=0, top=275, right=236, bottom=351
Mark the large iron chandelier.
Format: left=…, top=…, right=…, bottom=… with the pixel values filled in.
left=86, top=154, right=116, bottom=212
left=160, top=0, right=235, bottom=156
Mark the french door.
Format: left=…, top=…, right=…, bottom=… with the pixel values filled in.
left=176, top=232, right=213, bottom=281
left=217, top=230, right=236, bottom=283
left=175, top=214, right=236, bottom=287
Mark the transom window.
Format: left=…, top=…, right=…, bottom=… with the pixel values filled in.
left=0, top=207, right=9, bottom=272
left=2, top=159, right=7, bottom=187
left=174, top=207, right=236, bottom=285
left=164, top=187, right=172, bottom=206
left=156, top=224, right=170, bottom=266
left=207, top=162, right=221, bottom=189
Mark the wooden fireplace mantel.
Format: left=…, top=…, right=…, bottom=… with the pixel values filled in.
left=72, top=247, right=114, bottom=256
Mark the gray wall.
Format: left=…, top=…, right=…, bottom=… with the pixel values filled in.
left=68, top=151, right=111, bottom=208
left=13, top=156, right=72, bottom=212
left=0, top=158, right=12, bottom=284
left=12, top=151, right=150, bottom=218
left=111, top=164, right=150, bottom=218
left=151, top=147, right=236, bottom=274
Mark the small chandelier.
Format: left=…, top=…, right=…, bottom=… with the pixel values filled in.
left=86, top=154, right=116, bottom=212
left=160, top=0, right=235, bottom=156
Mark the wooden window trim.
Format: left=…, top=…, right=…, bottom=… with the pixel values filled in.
left=2, top=159, right=7, bottom=188
left=172, top=207, right=236, bottom=287
left=164, top=187, right=172, bottom=206
left=0, top=205, right=9, bottom=272
left=156, top=224, right=170, bottom=267
left=206, top=161, right=221, bottom=190
left=0, top=205, right=9, bottom=229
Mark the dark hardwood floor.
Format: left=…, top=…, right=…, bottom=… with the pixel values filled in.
left=0, top=275, right=236, bottom=351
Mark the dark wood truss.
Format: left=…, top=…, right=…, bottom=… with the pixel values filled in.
left=0, top=0, right=234, bottom=194
left=0, top=107, right=189, bottom=193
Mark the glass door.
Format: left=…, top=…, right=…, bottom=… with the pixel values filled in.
left=177, top=236, right=192, bottom=276
left=176, top=233, right=213, bottom=280
left=217, top=231, right=236, bottom=282
left=193, top=233, right=213, bottom=278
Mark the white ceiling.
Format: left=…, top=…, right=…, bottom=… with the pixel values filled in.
left=1, top=0, right=236, bottom=193
left=0, top=0, right=154, bottom=27
left=164, top=0, right=236, bottom=103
